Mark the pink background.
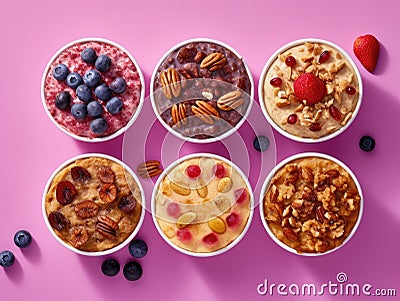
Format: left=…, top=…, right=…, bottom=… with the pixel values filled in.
left=1, top=0, right=399, bottom=300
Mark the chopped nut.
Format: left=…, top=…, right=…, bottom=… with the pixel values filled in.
left=341, top=112, right=353, bottom=125
left=202, top=91, right=213, bottom=100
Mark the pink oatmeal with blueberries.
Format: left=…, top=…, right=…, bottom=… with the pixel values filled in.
left=43, top=40, right=143, bottom=139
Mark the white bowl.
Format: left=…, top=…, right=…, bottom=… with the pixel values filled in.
left=150, top=38, right=254, bottom=144
left=41, top=38, right=145, bottom=143
left=259, top=152, right=363, bottom=256
left=151, top=153, right=254, bottom=257
left=258, top=38, right=363, bottom=143
left=42, top=153, right=145, bottom=256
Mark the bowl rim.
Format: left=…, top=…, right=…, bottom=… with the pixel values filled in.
left=151, top=152, right=254, bottom=257
left=259, top=152, right=364, bottom=256
left=41, top=37, right=146, bottom=143
left=257, top=38, right=363, bottom=143
left=42, top=153, right=146, bottom=256
left=149, top=37, right=255, bottom=144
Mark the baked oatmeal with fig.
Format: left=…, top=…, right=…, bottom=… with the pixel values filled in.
left=263, top=156, right=361, bottom=254
left=44, top=156, right=143, bottom=252
left=154, top=155, right=252, bottom=254
left=262, top=40, right=360, bottom=139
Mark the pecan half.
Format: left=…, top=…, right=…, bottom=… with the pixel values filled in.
left=217, top=91, right=244, bottom=111
left=160, top=68, right=181, bottom=99
left=70, top=227, right=89, bottom=248
left=301, top=167, right=314, bottom=182
left=99, top=183, right=117, bottom=203
left=171, top=103, right=187, bottom=129
left=137, top=160, right=163, bottom=178
left=97, top=165, right=115, bottom=183
left=283, top=226, right=298, bottom=241
left=302, top=186, right=318, bottom=202
left=285, top=170, right=299, bottom=185
left=191, top=100, right=220, bottom=124
left=96, top=216, right=119, bottom=239
left=316, top=206, right=325, bottom=223
left=268, top=184, right=279, bottom=203
left=74, top=200, right=99, bottom=219
left=200, top=52, right=227, bottom=71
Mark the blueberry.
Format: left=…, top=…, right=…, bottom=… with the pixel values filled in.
left=81, top=48, right=97, bottom=64
left=106, top=97, right=123, bottom=114
left=0, top=250, right=15, bottom=268
left=101, top=258, right=120, bottom=277
left=359, top=135, right=375, bottom=152
left=83, top=69, right=101, bottom=87
left=14, top=230, right=32, bottom=248
left=123, top=261, right=143, bottom=281
left=87, top=101, right=104, bottom=118
left=95, top=54, right=111, bottom=72
left=253, top=135, right=270, bottom=152
left=52, top=63, right=69, bottom=81
left=94, top=84, right=112, bottom=101
left=71, top=103, right=88, bottom=120
left=55, top=91, right=71, bottom=110
left=66, top=72, right=83, bottom=89
left=76, top=84, right=92, bottom=102
left=128, top=239, right=148, bottom=258
left=110, top=77, right=127, bottom=94
left=90, top=118, right=108, bottom=135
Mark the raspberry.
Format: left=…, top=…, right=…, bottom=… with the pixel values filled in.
left=202, top=233, right=218, bottom=245
left=166, top=202, right=181, bottom=217
left=185, top=165, right=201, bottom=178
left=293, top=73, right=326, bottom=105
left=226, top=212, right=240, bottom=227
left=234, top=188, right=248, bottom=204
left=213, top=164, right=225, bottom=178
left=177, top=229, right=192, bottom=242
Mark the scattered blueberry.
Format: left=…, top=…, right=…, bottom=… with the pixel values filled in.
left=52, top=63, right=69, bottom=81
left=95, top=83, right=112, bottom=101
left=95, top=54, right=111, bottom=72
left=106, top=97, right=123, bottom=114
left=66, top=72, right=83, bottom=89
left=110, top=77, right=127, bottom=94
left=0, top=250, right=15, bottom=268
left=253, top=135, right=270, bottom=152
left=76, top=84, right=92, bottom=102
left=83, top=69, right=101, bottom=87
left=123, top=261, right=143, bottom=281
left=90, top=118, right=108, bottom=135
left=14, top=230, right=32, bottom=249
left=71, top=103, right=88, bottom=120
left=359, top=135, right=375, bottom=152
left=55, top=91, right=71, bottom=110
left=87, top=101, right=104, bottom=118
left=81, top=48, right=97, bottom=64
left=101, top=258, right=120, bottom=277
left=128, top=239, right=148, bottom=258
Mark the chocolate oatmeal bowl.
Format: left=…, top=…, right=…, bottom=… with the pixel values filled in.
left=42, top=153, right=145, bottom=256
left=260, top=153, right=363, bottom=256
left=150, top=38, right=254, bottom=143
left=258, top=39, right=363, bottom=143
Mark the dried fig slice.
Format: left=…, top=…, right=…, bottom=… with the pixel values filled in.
left=99, top=183, right=117, bottom=203
left=48, top=211, right=68, bottom=231
left=56, top=181, right=77, bottom=205
left=97, top=165, right=115, bottom=183
left=70, top=227, right=89, bottom=248
left=118, top=194, right=137, bottom=213
left=71, top=166, right=91, bottom=182
left=74, top=200, right=99, bottom=219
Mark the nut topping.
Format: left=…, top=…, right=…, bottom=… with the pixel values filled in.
left=191, top=100, right=220, bottom=125
left=99, top=183, right=117, bottom=203
left=282, top=226, right=298, bottom=241
left=137, top=160, right=163, bottom=178
left=208, top=217, right=226, bottom=234
left=196, top=179, right=208, bottom=198
left=200, top=52, right=227, bottom=71
left=160, top=68, right=181, bottom=99
left=70, top=227, right=89, bottom=248
left=170, top=182, right=191, bottom=196
left=217, top=177, right=233, bottom=193
left=96, top=215, right=119, bottom=239
left=74, top=200, right=99, bottom=219
left=176, top=212, right=197, bottom=229
left=97, top=165, right=115, bottom=183
left=217, top=91, right=244, bottom=111
left=171, top=103, right=187, bottom=129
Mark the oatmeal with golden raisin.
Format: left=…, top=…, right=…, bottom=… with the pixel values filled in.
left=44, top=156, right=142, bottom=252
left=263, top=156, right=361, bottom=254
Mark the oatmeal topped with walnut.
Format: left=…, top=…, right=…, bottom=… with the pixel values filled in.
left=263, top=156, right=361, bottom=254
left=262, top=41, right=360, bottom=139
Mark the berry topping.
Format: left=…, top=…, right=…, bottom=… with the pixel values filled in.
left=319, top=50, right=330, bottom=63
left=177, top=229, right=192, bottom=242
left=66, top=72, right=83, bottom=90
left=309, top=122, right=322, bottom=132
left=287, top=113, right=298, bottom=124
left=48, top=211, right=68, bottom=231
left=359, top=135, right=375, bottom=152
left=55, top=91, right=71, bottom=110
left=99, top=183, right=117, bottom=203
left=226, top=212, right=240, bottom=227
left=71, top=103, right=88, bottom=120
left=234, top=188, right=248, bottom=204
left=353, top=34, right=380, bottom=73
left=329, top=105, right=341, bottom=121
left=110, top=77, right=127, bottom=94
left=202, top=233, right=218, bottom=245
left=94, top=83, right=112, bottom=101
left=83, top=69, right=101, bottom=87
left=56, top=180, right=77, bottom=205
left=0, top=250, right=15, bottom=268
left=101, top=258, right=120, bottom=277
left=123, top=261, right=143, bottom=281
left=52, top=64, right=69, bottom=81
left=118, top=194, right=137, bottom=213
left=294, top=73, right=326, bottom=105
left=97, top=165, right=115, bottom=183
left=95, top=54, right=112, bottom=72
left=285, top=56, right=297, bottom=67
left=346, top=86, right=356, bottom=95
left=185, top=164, right=201, bottom=178
left=213, top=163, right=226, bottom=178
left=106, top=97, right=123, bottom=115
left=76, top=84, right=92, bottom=102
left=129, top=239, right=148, bottom=258
left=87, top=101, right=104, bottom=118
left=90, top=118, right=108, bottom=135
left=253, top=135, right=270, bottom=152
left=166, top=202, right=181, bottom=217
left=81, top=48, right=97, bottom=65
left=270, top=77, right=282, bottom=87
left=14, top=230, right=32, bottom=248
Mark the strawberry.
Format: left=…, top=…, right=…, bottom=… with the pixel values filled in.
left=353, top=34, right=380, bottom=73
left=293, top=73, right=326, bottom=105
